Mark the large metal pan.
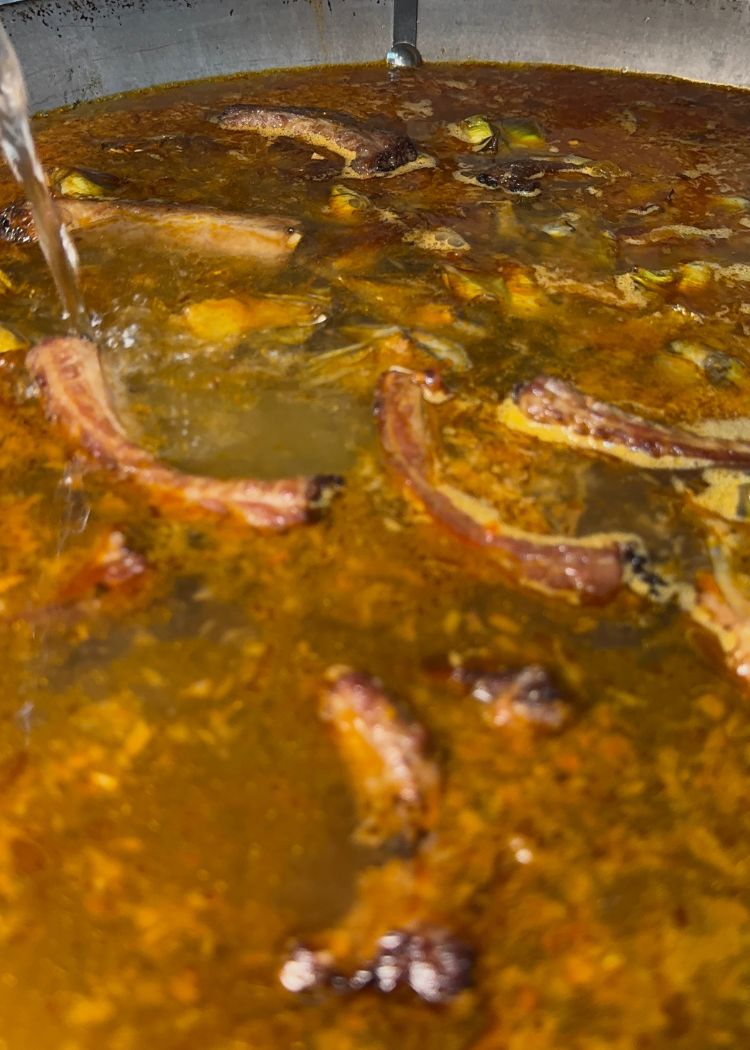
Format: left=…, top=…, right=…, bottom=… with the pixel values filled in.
left=2, top=0, right=750, bottom=114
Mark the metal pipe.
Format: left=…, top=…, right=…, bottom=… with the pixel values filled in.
left=387, top=0, right=422, bottom=68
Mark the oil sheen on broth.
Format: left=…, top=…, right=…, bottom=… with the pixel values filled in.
left=0, top=62, right=750, bottom=1048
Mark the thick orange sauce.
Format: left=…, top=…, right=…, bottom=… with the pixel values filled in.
left=0, top=62, right=748, bottom=1047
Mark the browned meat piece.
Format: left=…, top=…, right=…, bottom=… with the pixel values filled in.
left=688, top=571, right=750, bottom=685
left=0, top=198, right=302, bottom=263
left=216, top=104, right=433, bottom=178
left=8, top=528, right=152, bottom=626
left=454, top=157, right=546, bottom=196
left=501, top=375, right=750, bottom=470
left=280, top=926, right=472, bottom=1004
left=454, top=155, right=616, bottom=196
left=278, top=945, right=335, bottom=994
left=27, top=337, right=342, bottom=530
left=321, top=668, right=440, bottom=845
left=53, top=529, right=148, bottom=606
left=376, top=367, right=656, bottom=604
left=453, top=664, right=569, bottom=730
left=0, top=200, right=34, bottom=244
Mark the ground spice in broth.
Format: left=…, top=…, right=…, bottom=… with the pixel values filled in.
left=1, top=60, right=750, bottom=1047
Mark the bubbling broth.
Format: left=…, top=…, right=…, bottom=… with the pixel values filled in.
left=1, top=61, right=750, bottom=1048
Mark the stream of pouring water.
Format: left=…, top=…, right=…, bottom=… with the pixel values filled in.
left=0, top=22, right=90, bottom=334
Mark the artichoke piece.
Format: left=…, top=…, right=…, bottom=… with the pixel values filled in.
left=442, top=264, right=504, bottom=303
left=405, top=227, right=470, bottom=253
left=341, top=276, right=455, bottom=328
left=540, top=219, right=576, bottom=239
left=711, top=194, right=750, bottom=212
left=688, top=470, right=750, bottom=522
left=52, top=167, right=121, bottom=199
left=678, top=261, right=715, bottom=293
left=182, top=295, right=326, bottom=344
left=328, top=183, right=373, bottom=222
left=500, top=118, right=546, bottom=150
left=444, top=263, right=545, bottom=319
left=503, top=270, right=547, bottom=318
left=411, top=329, right=472, bottom=371
left=495, top=200, right=522, bottom=238
left=668, top=340, right=745, bottom=386
left=632, top=267, right=678, bottom=289
left=446, top=114, right=494, bottom=147
left=560, top=155, right=626, bottom=179
left=0, top=324, right=26, bottom=352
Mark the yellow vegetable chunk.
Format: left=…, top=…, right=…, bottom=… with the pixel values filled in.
left=501, top=118, right=546, bottom=150
left=446, top=114, right=494, bottom=146
left=0, top=325, right=26, bottom=353
left=328, top=184, right=373, bottom=222
left=182, top=295, right=325, bottom=342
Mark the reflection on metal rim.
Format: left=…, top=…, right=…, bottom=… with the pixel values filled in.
left=2, top=0, right=750, bottom=113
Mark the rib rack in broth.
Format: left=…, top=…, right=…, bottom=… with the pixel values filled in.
left=1, top=62, right=750, bottom=1048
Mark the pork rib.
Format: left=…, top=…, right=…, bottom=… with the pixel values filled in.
left=28, top=337, right=341, bottom=530
left=321, top=667, right=440, bottom=846
left=216, top=104, right=434, bottom=178
left=501, top=375, right=750, bottom=471
left=376, top=367, right=658, bottom=604
left=1, top=198, right=302, bottom=264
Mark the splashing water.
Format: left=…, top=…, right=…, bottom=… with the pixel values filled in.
left=0, top=21, right=90, bottom=333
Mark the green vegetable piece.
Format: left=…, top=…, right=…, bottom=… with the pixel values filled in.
left=442, top=264, right=505, bottom=303
left=447, top=115, right=494, bottom=147
left=500, top=118, right=546, bottom=150
left=412, top=329, right=472, bottom=371
left=632, top=267, right=677, bottom=288
left=711, top=194, right=750, bottom=212
left=329, top=183, right=372, bottom=221
left=678, top=261, right=714, bottom=292
left=52, top=167, right=121, bottom=199
left=668, top=340, right=745, bottom=386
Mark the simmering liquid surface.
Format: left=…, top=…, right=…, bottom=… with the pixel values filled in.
left=1, top=62, right=750, bottom=1048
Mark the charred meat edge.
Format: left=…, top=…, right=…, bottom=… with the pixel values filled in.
left=376, top=367, right=651, bottom=604
left=453, top=156, right=607, bottom=195
left=454, top=157, right=546, bottom=196
left=27, top=338, right=342, bottom=530
left=280, top=926, right=472, bottom=1004
left=500, top=375, right=750, bottom=470
left=321, top=667, right=440, bottom=846
left=53, top=529, right=148, bottom=606
left=688, top=570, right=750, bottom=685
left=0, top=199, right=302, bottom=263
left=7, top=528, right=150, bottom=626
left=216, top=104, right=434, bottom=178
left=452, top=664, right=569, bottom=730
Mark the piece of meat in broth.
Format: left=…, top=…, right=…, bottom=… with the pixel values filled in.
left=687, top=569, right=750, bottom=686
left=376, top=367, right=660, bottom=604
left=215, top=104, right=435, bottom=178
left=321, top=667, right=440, bottom=846
left=500, top=375, right=750, bottom=470
left=27, top=337, right=342, bottom=530
left=280, top=926, right=473, bottom=1003
left=453, top=664, right=570, bottom=730
left=7, top=528, right=151, bottom=626
left=0, top=198, right=302, bottom=264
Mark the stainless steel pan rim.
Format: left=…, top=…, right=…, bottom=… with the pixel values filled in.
left=2, top=0, right=750, bottom=114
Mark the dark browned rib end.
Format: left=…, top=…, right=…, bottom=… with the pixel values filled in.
left=513, top=374, right=750, bottom=469
left=215, top=103, right=260, bottom=128
left=280, top=927, right=473, bottom=1003
left=0, top=201, right=35, bottom=244
left=305, top=474, right=345, bottom=521
left=353, top=134, right=419, bottom=176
